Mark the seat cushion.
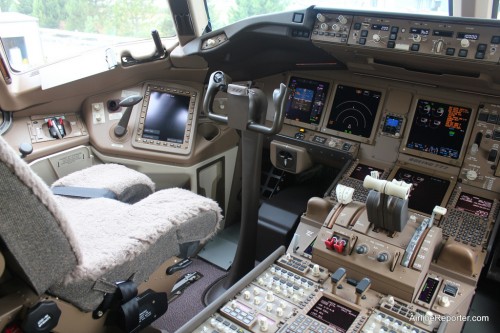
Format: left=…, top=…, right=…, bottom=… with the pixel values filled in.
left=0, top=136, right=80, bottom=294
left=51, top=164, right=155, bottom=204
left=50, top=188, right=222, bottom=311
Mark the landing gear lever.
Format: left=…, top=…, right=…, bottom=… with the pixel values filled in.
left=203, top=71, right=289, bottom=304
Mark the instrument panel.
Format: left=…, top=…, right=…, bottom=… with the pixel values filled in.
left=311, top=12, right=500, bottom=63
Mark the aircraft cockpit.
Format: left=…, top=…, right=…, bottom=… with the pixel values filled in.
left=1, top=1, right=500, bottom=332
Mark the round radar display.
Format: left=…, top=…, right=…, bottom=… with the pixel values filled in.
left=326, top=85, right=382, bottom=138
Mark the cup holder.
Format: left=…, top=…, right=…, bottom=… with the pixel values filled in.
left=198, top=122, right=220, bottom=141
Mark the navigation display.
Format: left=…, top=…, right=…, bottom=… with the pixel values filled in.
left=285, top=76, right=329, bottom=127
left=325, top=85, right=382, bottom=140
left=455, top=192, right=493, bottom=218
left=349, top=163, right=384, bottom=181
left=393, top=168, right=450, bottom=215
left=142, top=91, right=190, bottom=143
left=307, top=296, right=359, bottom=333
left=405, top=100, right=472, bottom=160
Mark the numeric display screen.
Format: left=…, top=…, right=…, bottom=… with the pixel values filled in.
left=285, top=76, right=330, bottom=126
left=405, top=100, right=471, bottom=160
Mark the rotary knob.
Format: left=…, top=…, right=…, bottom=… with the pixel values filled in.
left=466, top=170, right=478, bottom=181
left=373, top=34, right=381, bottom=42
left=332, top=24, right=340, bottom=32
left=412, top=34, right=422, bottom=43
left=356, top=245, right=368, bottom=254
left=317, top=13, right=326, bottom=23
left=320, top=23, right=329, bottom=31
left=438, top=295, right=451, bottom=307
left=338, top=15, right=348, bottom=25
left=206, top=38, right=216, bottom=47
left=461, top=38, right=470, bottom=48
left=377, top=253, right=389, bottom=262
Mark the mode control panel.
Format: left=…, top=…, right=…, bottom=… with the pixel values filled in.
left=312, top=13, right=500, bottom=63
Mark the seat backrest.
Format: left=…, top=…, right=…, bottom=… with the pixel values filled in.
left=0, top=135, right=80, bottom=294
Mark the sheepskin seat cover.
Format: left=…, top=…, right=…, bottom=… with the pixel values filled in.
left=0, top=136, right=222, bottom=311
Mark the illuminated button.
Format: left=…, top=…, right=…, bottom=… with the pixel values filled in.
left=359, top=38, right=366, bottom=45
left=361, top=30, right=369, bottom=37
left=487, top=113, right=498, bottom=123
left=488, top=149, right=498, bottom=162
left=387, top=41, right=395, bottom=48
left=493, top=130, right=500, bottom=141
left=353, top=23, right=362, bottom=30
left=389, top=33, right=397, bottom=40
left=445, top=48, right=455, bottom=55
left=391, top=26, right=399, bottom=33
left=410, top=44, right=420, bottom=51
left=475, top=51, right=485, bottom=59
left=458, top=49, right=468, bottom=57
left=492, top=36, right=500, bottom=44
left=477, top=43, right=487, bottom=52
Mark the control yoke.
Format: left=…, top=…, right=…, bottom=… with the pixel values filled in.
left=204, top=71, right=289, bottom=135
left=203, top=70, right=289, bottom=303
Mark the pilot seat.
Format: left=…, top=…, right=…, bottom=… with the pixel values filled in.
left=0, top=135, right=223, bottom=333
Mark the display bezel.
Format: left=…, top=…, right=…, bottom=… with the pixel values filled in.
left=131, top=81, right=199, bottom=155
left=284, top=74, right=333, bottom=131
left=320, top=82, right=385, bottom=144
left=302, top=293, right=361, bottom=333
left=388, top=165, right=455, bottom=216
left=400, top=97, right=475, bottom=166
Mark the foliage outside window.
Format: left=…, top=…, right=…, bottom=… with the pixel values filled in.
left=0, top=0, right=175, bottom=71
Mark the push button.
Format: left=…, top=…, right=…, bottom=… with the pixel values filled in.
left=445, top=48, right=455, bottom=55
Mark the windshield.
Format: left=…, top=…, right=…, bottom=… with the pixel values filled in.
left=207, top=0, right=451, bottom=30
left=0, top=0, right=175, bottom=71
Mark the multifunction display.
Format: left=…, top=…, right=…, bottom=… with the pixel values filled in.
left=406, top=100, right=471, bottom=160
left=285, top=76, right=330, bottom=127
left=307, top=296, right=359, bottom=333
left=455, top=192, right=494, bottom=218
left=393, top=168, right=450, bottom=215
left=132, top=82, right=199, bottom=155
left=142, top=91, right=190, bottom=143
left=325, top=85, right=382, bottom=140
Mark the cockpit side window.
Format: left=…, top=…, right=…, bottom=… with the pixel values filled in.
left=0, top=0, right=176, bottom=72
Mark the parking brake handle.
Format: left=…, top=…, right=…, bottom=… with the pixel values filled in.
left=204, top=71, right=289, bottom=135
